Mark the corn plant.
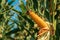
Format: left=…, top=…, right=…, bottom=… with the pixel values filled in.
left=0, top=0, right=60, bottom=40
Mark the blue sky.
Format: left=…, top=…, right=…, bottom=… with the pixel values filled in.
left=8, top=0, right=26, bottom=11
left=8, top=0, right=21, bottom=11
left=7, top=0, right=27, bottom=38
left=8, top=0, right=26, bottom=30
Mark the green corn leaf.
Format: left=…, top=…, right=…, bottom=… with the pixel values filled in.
left=8, top=0, right=15, bottom=5
left=19, top=1, right=27, bottom=13
left=22, top=16, right=34, bottom=27
left=0, top=0, right=2, bottom=3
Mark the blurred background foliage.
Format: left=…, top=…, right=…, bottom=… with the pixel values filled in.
left=0, top=0, right=60, bottom=40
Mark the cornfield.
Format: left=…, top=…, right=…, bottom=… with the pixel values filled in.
left=0, top=0, right=60, bottom=40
